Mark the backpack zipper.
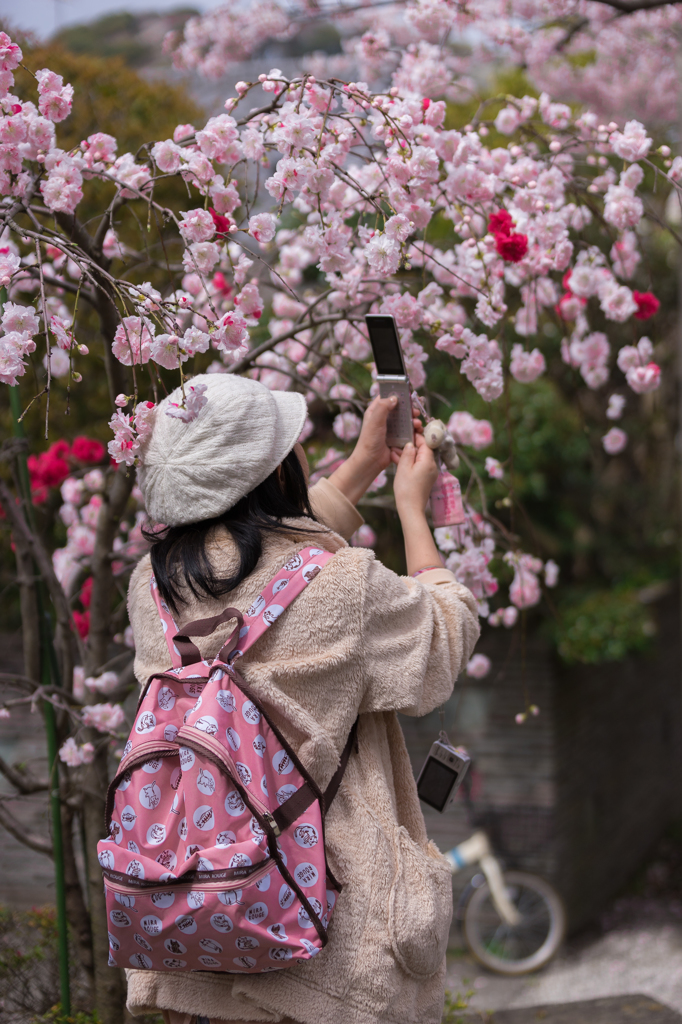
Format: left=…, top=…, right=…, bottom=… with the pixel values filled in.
left=103, top=856, right=274, bottom=897
left=176, top=726, right=278, bottom=832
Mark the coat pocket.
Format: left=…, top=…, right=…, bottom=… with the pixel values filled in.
left=388, top=827, right=453, bottom=978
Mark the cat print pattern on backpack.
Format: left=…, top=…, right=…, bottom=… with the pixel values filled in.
left=98, top=547, right=357, bottom=975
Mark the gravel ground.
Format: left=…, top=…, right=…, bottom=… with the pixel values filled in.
left=446, top=896, right=682, bottom=1015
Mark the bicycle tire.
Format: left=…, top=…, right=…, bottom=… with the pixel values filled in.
left=462, top=870, right=566, bottom=975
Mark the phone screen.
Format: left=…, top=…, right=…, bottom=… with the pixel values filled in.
left=366, top=316, right=406, bottom=376
left=417, top=758, right=458, bottom=812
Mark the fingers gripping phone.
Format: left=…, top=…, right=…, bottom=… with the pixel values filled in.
left=365, top=314, right=414, bottom=448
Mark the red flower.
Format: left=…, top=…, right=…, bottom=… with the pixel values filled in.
left=80, top=576, right=93, bottom=609
left=488, top=209, right=514, bottom=237
left=212, top=271, right=232, bottom=297
left=633, top=291, right=660, bottom=320
left=28, top=440, right=72, bottom=492
left=72, top=610, right=90, bottom=638
left=495, top=232, right=528, bottom=263
left=210, top=208, right=232, bottom=237
left=72, top=436, right=105, bottom=464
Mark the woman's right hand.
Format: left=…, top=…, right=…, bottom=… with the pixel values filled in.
left=393, top=433, right=439, bottom=519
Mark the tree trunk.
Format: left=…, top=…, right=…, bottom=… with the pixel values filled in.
left=87, top=464, right=135, bottom=676
left=62, top=802, right=94, bottom=988
left=82, top=749, right=126, bottom=1022
left=16, top=544, right=41, bottom=684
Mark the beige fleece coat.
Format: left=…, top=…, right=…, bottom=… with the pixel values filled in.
left=125, top=479, right=480, bottom=1024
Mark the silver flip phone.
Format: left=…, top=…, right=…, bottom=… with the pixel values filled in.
left=416, top=738, right=471, bottom=813
left=365, top=314, right=414, bottom=448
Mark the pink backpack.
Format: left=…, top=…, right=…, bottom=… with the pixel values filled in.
left=99, top=546, right=356, bottom=975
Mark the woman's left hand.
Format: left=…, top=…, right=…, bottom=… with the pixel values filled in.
left=328, top=396, right=422, bottom=506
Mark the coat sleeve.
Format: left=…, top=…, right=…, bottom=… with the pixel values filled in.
left=308, top=478, right=364, bottom=540
left=358, top=557, right=480, bottom=716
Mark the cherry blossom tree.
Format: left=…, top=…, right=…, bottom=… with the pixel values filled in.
left=165, top=0, right=682, bottom=124
left=0, top=2, right=678, bottom=1015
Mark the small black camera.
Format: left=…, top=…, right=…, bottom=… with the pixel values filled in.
left=416, top=737, right=471, bottom=813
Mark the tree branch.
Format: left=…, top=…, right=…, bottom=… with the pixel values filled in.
left=0, top=479, right=85, bottom=664
left=0, top=754, right=48, bottom=794
left=0, top=801, right=53, bottom=856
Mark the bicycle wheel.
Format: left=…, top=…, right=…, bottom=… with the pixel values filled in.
left=462, top=870, right=566, bottom=975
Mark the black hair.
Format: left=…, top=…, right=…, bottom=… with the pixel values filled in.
left=146, top=448, right=319, bottom=614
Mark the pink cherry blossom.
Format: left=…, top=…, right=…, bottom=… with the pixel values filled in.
left=603, top=185, right=643, bottom=231
left=602, top=427, right=628, bottom=454
left=235, top=282, right=264, bottom=319
left=150, top=333, right=188, bottom=370
left=510, top=344, right=546, bottom=383
left=365, top=233, right=401, bottom=276
left=112, top=316, right=154, bottom=366
left=485, top=457, right=504, bottom=480
left=610, top=120, right=652, bottom=163
left=0, top=251, right=20, bottom=284
left=626, top=363, right=661, bottom=394
left=81, top=702, right=125, bottom=733
left=350, top=524, right=377, bottom=548
left=333, top=412, right=362, bottom=441
left=0, top=31, right=22, bottom=72
left=446, top=546, right=499, bottom=600
left=273, top=112, right=317, bottom=152
left=85, top=671, right=119, bottom=695
left=134, top=401, right=156, bottom=442
left=178, top=208, right=215, bottom=243
left=166, top=381, right=209, bottom=422
left=152, top=139, right=182, bottom=173
left=50, top=315, right=75, bottom=350
left=46, top=347, right=70, bottom=377
left=544, top=560, right=559, bottom=587
left=606, top=394, right=626, bottom=420
left=2, top=301, right=39, bottom=335
left=196, top=114, right=239, bottom=161
left=509, top=569, right=542, bottom=609
left=249, top=213, right=277, bottom=243
left=59, top=737, right=86, bottom=767
left=0, top=336, right=26, bottom=385
left=502, top=606, right=519, bottom=627
left=82, top=132, right=116, bottom=169
left=466, top=654, right=491, bottom=678
left=2, top=330, right=35, bottom=356
left=494, top=106, right=522, bottom=135
left=182, top=241, right=221, bottom=276
left=213, top=309, right=249, bottom=354
left=447, top=411, right=493, bottom=449
left=182, top=326, right=210, bottom=355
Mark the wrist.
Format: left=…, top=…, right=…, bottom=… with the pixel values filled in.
left=397, top=500, right=429, bottom=523
left=329, top=454, right=375, bottom=506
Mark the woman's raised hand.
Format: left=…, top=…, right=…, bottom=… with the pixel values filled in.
left=393, top=433, right=439, bottom=517
left=329, top=396, right=422, bottom=507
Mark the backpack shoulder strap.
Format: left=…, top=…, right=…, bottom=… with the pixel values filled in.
left=149, top=576, right=183, bottom=669
left=231, top=545, right=334, bottom=661
left=149, top=545, right=335, bottom=671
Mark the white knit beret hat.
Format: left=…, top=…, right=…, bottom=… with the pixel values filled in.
left=137, top=374, right=307, bottom=527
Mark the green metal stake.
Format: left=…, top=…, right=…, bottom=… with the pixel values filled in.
left=4, top=287, right=71, bottom=1017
